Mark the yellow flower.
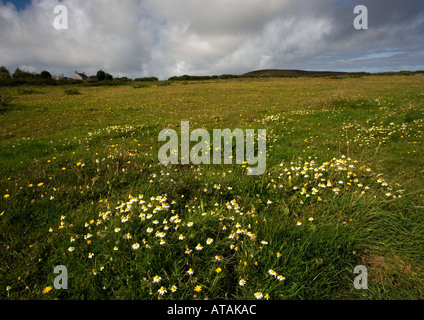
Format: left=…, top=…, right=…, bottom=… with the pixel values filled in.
left=42, top=286, right=53, bottom=294
left=194, top=285, right=202, bottom=292
left=215, top=267, right=222, bottom=273
left=3, top=194, right=10, bottom=199
left=37, top=183, right=44, bottom=187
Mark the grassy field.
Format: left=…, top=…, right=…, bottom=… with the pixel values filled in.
left=0, top=75, right=423, bottom=300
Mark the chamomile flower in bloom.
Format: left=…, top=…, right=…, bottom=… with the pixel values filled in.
left=308, top=217, right=314, bottom=221
left=146, top=227, right=153, bottom=233
left=296, top=221, right=302, bottom=226
left=132, top=243, right=140, bottom=250
left=239, top=279, right=246, bottom=286
left=114, top=227, right=121, bottom=233
left=158, top=286, right=167, bottom=295
left=261, top=240, right=268, bottom=245
left=153, top=275, right=161, bottom=283
left=178, top=234, right=185, bottom=240
left=254, top=292, right=263, bottom=300
left=187, top=222, right=193, bottom=227
left=268, top=269, right=277, bottom=277
left=277, top=275, right=286, bottom=281
left=88, top=252, right=94, bottom=259
left=195, top=243, right=203, bottom=251
left=187, top=268, right=194, bottom=275
left=171, top=285, right=177, bottom=293
left=206, top=238, right=213, bottom=245
left=68, top=247, right=75, bottom=252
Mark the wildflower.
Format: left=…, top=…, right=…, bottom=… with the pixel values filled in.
left=296, top=221, right=302, bottom=226
left=159, top=239, right=166, bottom=245
left=88, top=252, right=94, bottom=259
left=276, top=252, right=281, bottom=258
left=239, top=279, right=246, bottom=286
left=114, top=227, right=121, bottom=233
left=308, top=217, right=314, bottom=221
left=206, top=238, right=213, bottom=245
left=113, top=246, right=119, bottom=251
left=187, top=268, right=194, bottom=275
left=261, top=240, right=268, bottom=245
left=215, top=267, right=222, bottom=274
left=187, top=222, right=193, bottom=227
left=84, top=233, right=92, bottom=240
left=277, top=275, right=286, bottom=281
left=194, top=285, right=202, bottom=292
left=156, top=231, right=166, bottom=238
left=3, top=194, right=10, bottom=199
left=195, top=243, right=203, bottom=251
left=68, top=247, right=75, bottom=252
left=153, top=275, right=161, bottom=283
left=147, top=227, right=153, bottom=233
left=178, top=234, right=185, bottom=240
left=254, top=292, right=263, bottom=300
left=158, top=286, right=167, bottom=295
left=264, top=293, right=270, bottom=300
left=171, top=285, right=177, bottom=293
left=132, top=243, right=140, bottom=250
left=266, top=200, right=272, bottom=205
left=42, top=286, right=53, bottom=294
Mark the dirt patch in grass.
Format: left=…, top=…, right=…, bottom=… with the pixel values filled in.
left=360, top=253, right=424, bottom=297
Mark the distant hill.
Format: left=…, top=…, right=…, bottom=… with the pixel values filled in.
left=241, top=69, right=349, bottom=78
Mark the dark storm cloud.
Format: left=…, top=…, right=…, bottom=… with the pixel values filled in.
left=0, top=0, right=423, bottom=79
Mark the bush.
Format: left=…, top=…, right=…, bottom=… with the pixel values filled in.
left=40, top=71, right=52, bottom=79
left=133, top=82, right=151, bottom=89
left=0, top=92, right=15, bottom=107
left=63, top=88, right=81, bottom=95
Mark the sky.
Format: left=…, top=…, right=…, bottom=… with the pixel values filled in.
left=1, top=0, right=423, bottom=80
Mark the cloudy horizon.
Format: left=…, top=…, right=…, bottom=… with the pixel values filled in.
left=1, top=0, right=423, bottom=80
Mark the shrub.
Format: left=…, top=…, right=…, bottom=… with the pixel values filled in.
left=64, top=88, right=81, bottom=95
left=0, top=92, right=15, bottom=107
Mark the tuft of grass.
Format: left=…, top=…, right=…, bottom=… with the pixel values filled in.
left=63, top=88, right=81, bottom=95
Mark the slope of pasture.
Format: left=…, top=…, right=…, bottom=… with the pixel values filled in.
left=0, top=75, right=423, bottom=299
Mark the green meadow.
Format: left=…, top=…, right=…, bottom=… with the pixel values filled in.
left=0, top=75, right=423, bottom=300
